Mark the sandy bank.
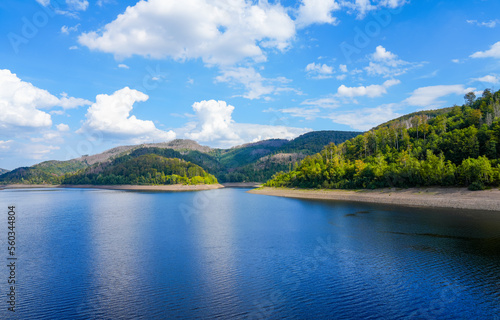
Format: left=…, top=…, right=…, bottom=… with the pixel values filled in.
left=0, top=184, right=224, bottom=192
left=248, top=187, right=500, bottom=212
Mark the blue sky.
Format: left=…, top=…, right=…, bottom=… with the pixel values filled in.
left=1, top=0, right=499, bottom=169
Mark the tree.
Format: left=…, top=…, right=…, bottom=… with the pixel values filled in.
left=465, top=92, right=476, bottom=106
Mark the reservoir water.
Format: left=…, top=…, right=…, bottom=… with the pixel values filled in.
left=0, top=187, right=499, bottom=319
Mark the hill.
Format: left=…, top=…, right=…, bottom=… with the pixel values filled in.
left=266, top=89, right=500, bottom=190
left=63, top=153, right=217, bottom=185
left=0, top=169, right=9, bottom=175
left=0, top=130, right=361, bottom=185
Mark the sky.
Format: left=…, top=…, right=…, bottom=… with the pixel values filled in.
left=0, top=0, right=500, bottom=169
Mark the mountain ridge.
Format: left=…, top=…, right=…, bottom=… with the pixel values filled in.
left=0, top=130, right=361, bottom=184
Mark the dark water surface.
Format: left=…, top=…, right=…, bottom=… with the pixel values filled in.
left=0, top=187, right=499, bottom=319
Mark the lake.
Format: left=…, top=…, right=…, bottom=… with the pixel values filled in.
left=0, top=187, right=499, bottom=319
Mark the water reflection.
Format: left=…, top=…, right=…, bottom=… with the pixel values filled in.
left=0, top=188, right=499, bottom=319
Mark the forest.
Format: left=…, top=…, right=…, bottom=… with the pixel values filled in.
left=0, top=131, right=359, bottom=184
left=2, top=153, right=218, bottom=186
left=265, top=89, right=500, bottom=190
left=63, top=154, right=218, bottom=185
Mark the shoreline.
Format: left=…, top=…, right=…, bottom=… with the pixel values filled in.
left=221, top=182, right=262, bottom=188
left=248, top=187, right=500, bottom=212
left=0, top=184, right=225, bottom=192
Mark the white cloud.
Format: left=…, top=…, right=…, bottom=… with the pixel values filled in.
left=364, top=45, right=416, bottom=77
left=35, top=0, right=50, bottom=6
left=0, top=140, right=13, bottom=151
left=340, top=0, right=407, bottom=19
left=78, top=0, right=295, bottom=66
left=21, top=144, right=60, bottom=160
left=78, top=87, right=176, bottom=143
left=472, top=75, right=499, bottom=84
left=295, top=0, right=340, bottom=28
left=56, top=124, right=70, bottom=132
left=61, top=24, right=80, bottom=35
left=118, top=64, right=130, bottom=69
left=404, top=85, right=475, bottom=108
left=66, top=0, right=89, bottom=11
left=339, top=64, right=348, bottom=73
left=305, top=62, right=334, bottom=79
left=451, top=59, right=461, bottom=64
left=69, top=46, right=78, bottom=50
left=96, top=0, right=112, bottom=7
left=183, top=100, right=310, bottom=147
left=327, top=103, right=401, bottom=130
left=301, top=96, right=340, bottom=109
left=278, top=107, right=321, bottom=120
left=470, top=41, right=500, bottom=59
left=467, top=19, right=499, bottom=28
left=337, top=79, right=400, bottom=98
left=216, top=67, right=294, bottom=100
left=372, top=45, right=397, bottom=60
left=58, top=93, right=91, bottom=109
left=0, top=70, right=90, bottom=133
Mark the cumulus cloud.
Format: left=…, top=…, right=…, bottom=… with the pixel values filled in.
left=183, top=100, right=310, bottom=147
left=118, top=64, right=130, bottom=69
left=337, top=79, right=400, bottom=98
left=0, top=69, right=90, bottom=132
left=404, top=85, right=475, bottom=108
left=364, top=45, right=417, bottom=77
left=78, top=87, right=176, bottom=143
left=216, top=67, right=294, bottom=100
left=470, top=41, right=500, bottom=59
left=56, top=124, right=70, bottom=132
left=78, top=0, right=295, bottom=66
left=305, top=62, right=334, bottom=79
left=295, top=0, right=340, bottom=28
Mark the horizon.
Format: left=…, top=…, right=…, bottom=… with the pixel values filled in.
left=1, top=0, right=499, bottom=169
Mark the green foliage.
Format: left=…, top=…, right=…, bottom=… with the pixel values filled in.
left=266, top=89, right=500, bottom=190
left=0, top=131, right=363, bottom=185
left=62, top=154, right=218, bottom=185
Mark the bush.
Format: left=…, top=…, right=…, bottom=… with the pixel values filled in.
left=468, top=181, right=486, bottom=191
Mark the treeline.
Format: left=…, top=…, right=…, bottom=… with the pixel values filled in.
left=266, top=89, right=500, bottom=190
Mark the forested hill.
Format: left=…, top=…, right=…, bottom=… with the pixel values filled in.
left=0, top=130, right=360, bottom=184
left=63, top=154, right=217, bottom=185
left=0, top=169, right=9, bottom=175
left=266, top=89, right=500, bottom=191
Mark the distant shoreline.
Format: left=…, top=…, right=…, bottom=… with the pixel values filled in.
left=221, top=182, right=262, bottom=188
left=248, top=187, right=500, bottom=212
left=0, top=184, right=225, bottom=192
